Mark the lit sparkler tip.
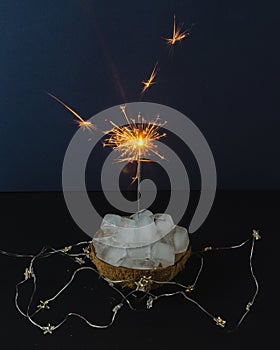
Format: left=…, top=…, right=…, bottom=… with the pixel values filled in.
left=163, top=15, right=190, bottom=46
left=104, top=113, right=166, bottom=167
left=46, top=91, right=96, bottom=131
left=76, top=120, right=96, bottom=131
left=119, top=104, right=131, bottom=126
left=120, top=105, right=126, bottom=113
left=141, top=62, right=159, bottom=94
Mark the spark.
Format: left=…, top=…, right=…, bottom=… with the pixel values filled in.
left=76, top=120, right=95, bottom=131
left=164, top=15, right=189, bottom=46
left=141, top=62, right=159, bottom=94
left=47, top=92, right=95, bottom=131
left=103, top=105, right=166, bottom=183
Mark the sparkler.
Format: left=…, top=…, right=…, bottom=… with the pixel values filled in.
left=141, top=62, right=158, bottom=94
left=104, top=105, right=166, bottom=212
left=47, top=92, right=95, bottom=131
left=164, top=15, right=189, bottom=46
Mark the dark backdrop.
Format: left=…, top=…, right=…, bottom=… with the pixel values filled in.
left=0, top=0, right=278, bottom=191
left=0, top=2, right=279, bottom=346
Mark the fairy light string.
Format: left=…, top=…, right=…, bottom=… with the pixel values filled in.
left=1, top=229, right=261, bottom=334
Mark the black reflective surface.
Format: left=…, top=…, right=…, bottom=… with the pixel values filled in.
left=0, top=190, right=277, bottom=349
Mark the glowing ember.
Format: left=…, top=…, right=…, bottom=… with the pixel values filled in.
left=104, top=105, right=166, bottom=183
left=47, top=92, right=95, bottom=131
left=141, top=62, right=158, bottom=94
left=164, top=15, right=189, bottom=46
left=76, top=120, right=95, bottom=131
left=104, top=105, right=166, bottom=164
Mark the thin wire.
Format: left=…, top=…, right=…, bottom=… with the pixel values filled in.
left=0, top=250, right=34, bottom=258
left=46, top=266, right=98, bottom=303
left=193, top=235, right=260, bottom=329
left=108, top=283, right=138, bottom=311
left=146, top=255, right=216, bottom=322
left=192, top=255, right=204, bottom=287
left=1, top=231, right=261, bottom=333
left=193, top=239, right=250, bottom=255
left=13, top=246, right=123, bottom=332
left=227, top=238, right=259, bottom=332
left=180, top=291, right=215, bottom=319
left=15, top=247, right=48, bottom=329
left=152, top=254, right=204, bottom=290
left=54, top=310, right=120, bottom=330
left=0, top=241, right=91, bottom=260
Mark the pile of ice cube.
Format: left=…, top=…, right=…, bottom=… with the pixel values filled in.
left=92, top=210, right=189, bottom=270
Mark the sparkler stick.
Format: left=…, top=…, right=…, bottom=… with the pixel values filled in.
left=104, top=105, right=166, bottom=213
left=135, top=112, right=143, bottom=213
left=136, top=134, right=142, bottom=213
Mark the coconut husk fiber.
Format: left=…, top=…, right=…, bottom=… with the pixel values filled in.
left=89, top=243, right=191, bottom=290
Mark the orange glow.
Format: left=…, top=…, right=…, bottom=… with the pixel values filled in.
left=137, top=134, right=144, bottom=147
left=76, top=120, right=96, bottom=131
left=141, top=62, right=158, bottom=94
left=164, top=15, right=189, bottom=46
left=104, top=105, right=166, bottom=182
left=47, top=92, right=95, bottom=131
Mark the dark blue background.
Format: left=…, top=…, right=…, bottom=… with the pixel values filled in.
left=0, top=0, right=278, bottom=191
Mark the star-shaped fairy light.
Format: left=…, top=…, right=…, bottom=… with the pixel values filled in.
left=24, top=267, right=33, bottom=280
left=253, top=229, right=261, bottom=240
left=42, top=323, right=55, bottom=335
left=47, top=92, right=95, bottom=131
left=37, top=300, right=50, bottom=310
left=214, top=316, right=226, bottom=328
left=2, top=229, right=259, bottom=334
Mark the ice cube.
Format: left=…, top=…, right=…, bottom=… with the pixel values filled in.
left=131, top=214, right=157, bottom=244
left=93, top=228, right=113, bottom=240
left=97, top=212, right=178, bottom=249
left=159, top=231, right=174, bottom=246
left=97, top=244, right=126, bottom=267
left=120, top=257, right=157, bottom=270
left=154, top=213, right=175, bottom=234
left=112, top=217, right=135, bottom=244
left=101, top=214, right=121, bottom=230
left=120, top=217, right=136, bottom=228
left=173, top=226, right=189, bottom=253
left=133, top=213, right=153, bottom=227
left=151, top=241, right=175, bottom=268
left=130, top=209, right=153, bottom=221
left=127, top=245, right=151, bottom=260
left=117, top=212, right=157, bottom=246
